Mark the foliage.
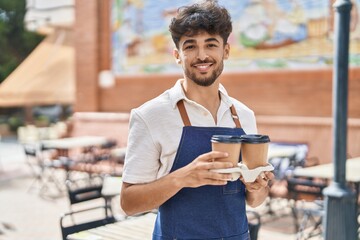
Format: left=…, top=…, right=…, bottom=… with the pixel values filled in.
left=0, top=0, right=44, bottom=83
left=7, top=115, right=24, bottom=131
left=34, top=114, right=50, bottom=127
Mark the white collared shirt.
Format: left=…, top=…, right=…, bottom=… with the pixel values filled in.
left=122, top=79, right=257, bottom=184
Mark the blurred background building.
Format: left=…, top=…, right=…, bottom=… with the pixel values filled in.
left=0, top=0, right=359, bottom=164
left=24, top=0, right=74, bottom=33
left=73, top=0, right=360, bottom=165
left=0, top=0, right=74, bottom=133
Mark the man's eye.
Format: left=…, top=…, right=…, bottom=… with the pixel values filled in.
left=208, top=44, right=217, bottom=48
left=184, top=45, right=194, bottom=50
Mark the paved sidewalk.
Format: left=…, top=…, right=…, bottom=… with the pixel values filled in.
left=0, top=137, right=30, bottom=181
left=0, top=137, right=320, bottom=240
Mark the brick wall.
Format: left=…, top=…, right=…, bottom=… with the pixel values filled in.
left=70, top=112, right=130, bottom=148
left=74, top=0, right=100, bottom=112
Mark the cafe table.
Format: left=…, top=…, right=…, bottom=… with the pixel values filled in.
left=41, top=136, right=108, bottom=156
left=294, top=157, right=360, bottom=185
left=41, top=136, right=111, bottom=183
left=293, top=157, right=360, bottom=237
left=66, top=212, right=157, bottom=240
left=294, top=157, right=360, bottom=198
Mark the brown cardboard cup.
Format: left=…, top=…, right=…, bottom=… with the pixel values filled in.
left=240, top=134, right=270, bottom=169
left=211, top=135, right=242, bottom=167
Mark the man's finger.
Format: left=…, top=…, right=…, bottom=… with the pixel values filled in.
left=198, top=151, right=229, bottom=161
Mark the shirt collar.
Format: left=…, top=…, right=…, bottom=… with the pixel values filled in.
left=169, top=79, right=233, bottom=109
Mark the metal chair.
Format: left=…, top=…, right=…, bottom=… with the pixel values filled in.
left=267, top=142, right=314, bottom=216
left=296, top=200, right=324, bottom=240
left=24, top=144, right=65, bottom=197
left=269, top=143, right=310, bottom=181
left=287, top=176, right=326, bottom=239
left=247, top=210, right=261, bottom=240
left=60, top=179, right=116, bottom=240
left=61, top=139, right=123, bottom=181
left=24, top=144, right=42, bottom=190
left=65, top=179, right=111, bottom=215
left=60, top=206, right=115, bottom=240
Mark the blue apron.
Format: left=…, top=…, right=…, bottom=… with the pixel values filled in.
left=153, top=100, right=250, bottom=240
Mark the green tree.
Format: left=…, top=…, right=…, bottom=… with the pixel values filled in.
left=0, top=0, right=44, bottom=83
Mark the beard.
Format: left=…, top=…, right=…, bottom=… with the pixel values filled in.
left=184, top=60, right=224, bottom=87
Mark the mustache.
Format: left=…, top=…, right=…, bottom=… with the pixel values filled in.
left=192, top=59, right=214, bottom=65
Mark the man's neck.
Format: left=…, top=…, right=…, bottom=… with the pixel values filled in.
left=181, top=80, right=221, bottom=122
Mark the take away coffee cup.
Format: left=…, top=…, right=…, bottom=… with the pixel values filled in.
left=211, top=135, right=242, bottom=167
left=240, top=134, right=270, bottom=169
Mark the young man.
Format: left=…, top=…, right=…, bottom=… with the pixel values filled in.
left=121, top=1, right=274, bottom=239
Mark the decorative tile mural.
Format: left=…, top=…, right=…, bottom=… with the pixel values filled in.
left=111, top=0, right=360, bottom=75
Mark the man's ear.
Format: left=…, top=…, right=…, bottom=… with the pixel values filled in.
left=173, top=49, right=181, bottom=64
left=224, top=43, right=230, bottom=60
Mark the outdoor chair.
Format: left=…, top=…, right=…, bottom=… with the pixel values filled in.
left=287, top=175, right=326, bottom=239
left=66, top=158, right=124, bottom=180
left=65, top=179, right=111, bottom=216
left=88, top=139, right=123, bottom=176
left=60, top=206, right=116, bottom=240
left=267, top=143, right=320, bottom=206
left=24, top=144, right=66, bottom=197
left=267, top=143, right=315, bottom=216
left=93, top=139, right=118, bottom=161
left=24, top=144, right=41, bottom=188
left=268, top=143, right=311, bottom=181
left=295, top=200, right=324, bottom=240
left=61, top=139, right=123, bottom=180
left=60, top=179, right=117, bottom=239
left=247, top=210, right=261, bottom=240
left=54, top=154, right=123, bottom=185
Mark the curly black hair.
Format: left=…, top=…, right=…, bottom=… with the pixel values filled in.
left=169, top=0, right=232, bottom=49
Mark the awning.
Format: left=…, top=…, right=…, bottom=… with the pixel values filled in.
left=0, top=28, right=75, bottom=107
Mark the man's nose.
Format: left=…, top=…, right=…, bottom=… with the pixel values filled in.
left=197, top=48, right=209, bottom=61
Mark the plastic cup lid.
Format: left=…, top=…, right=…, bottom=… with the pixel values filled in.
left=211, top=135, right=242, bottom=143
left=240, top=134, right=270, bottom=143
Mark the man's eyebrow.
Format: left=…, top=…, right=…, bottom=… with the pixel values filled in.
left=205, top=38, right=220, bottom=43
left=182, top=37, right=220, bottom=46
left=183, top=39, right=196, bottom=46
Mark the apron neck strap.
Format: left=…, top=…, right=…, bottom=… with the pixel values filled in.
left=177, top=100, right=191, bottom=126
left=177, top=100, right=242, bottom=128
left=230, top=105, right=242, bottom=128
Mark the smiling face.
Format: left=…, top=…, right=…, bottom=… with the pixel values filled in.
left=174, top=31, right=230, bottom=87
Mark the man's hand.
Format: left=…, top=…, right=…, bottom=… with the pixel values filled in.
left=241, top=171, right=274, bottom=192
left=121, top=151, right=235, bottom=215
left=173, top=151, right=234, bottom=188
left=240, top=171, right=275, bottom=207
